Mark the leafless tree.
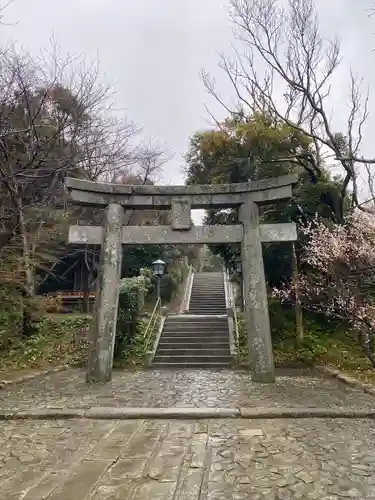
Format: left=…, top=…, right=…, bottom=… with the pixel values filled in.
left=130, top=138, right=173, bottom=185
left=77, top=113, right=139, bottom=183
left=202, top=0, right=374, bottom=217
left=0, top=42, right=164, bottom=326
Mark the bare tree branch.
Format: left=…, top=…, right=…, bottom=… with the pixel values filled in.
left=203, top=0, right=375, bottom=216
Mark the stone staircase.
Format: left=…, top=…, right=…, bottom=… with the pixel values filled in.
left=152, top=272, right=231, bottom=369
left=188, top=272, right=227, bottom=315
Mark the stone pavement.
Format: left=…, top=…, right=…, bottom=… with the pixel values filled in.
left=0, top=368, right=374, bottom=411
left=1, top=368, right=375, bottom=499
left=1, top=417, right=375, bottom=499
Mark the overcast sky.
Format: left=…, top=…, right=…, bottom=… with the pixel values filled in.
left=1, top=0, right=375, bottom=192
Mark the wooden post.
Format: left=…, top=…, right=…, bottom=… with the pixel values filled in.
left=86, top=203, right=124, bottom=383
left=239, top=200, right=275, bottom=383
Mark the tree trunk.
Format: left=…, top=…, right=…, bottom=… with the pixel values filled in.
left=292, top=242, right=304, bottom=341
left=18, top=207, right=36, bottom=336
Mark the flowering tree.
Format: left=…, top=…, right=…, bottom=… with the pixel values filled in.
left=274, top=212, right=375, bottom=367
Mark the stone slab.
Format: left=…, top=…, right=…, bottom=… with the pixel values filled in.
left=3, top=406, right=375, bottom=421
left=239, top=407, right=375, bottom=419
left=2, top=368, right=375, bottom=413
left=1, top=417, right=375, bottom=498
left=85, top=407, right=240, bottom=419
left=12, top=408, right=85, bottom=420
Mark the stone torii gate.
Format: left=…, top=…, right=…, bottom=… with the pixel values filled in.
left=65, top=174, right=297, bottom=384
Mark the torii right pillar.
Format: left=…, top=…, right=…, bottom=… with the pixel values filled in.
left=240, top=200, right=275, bottom=383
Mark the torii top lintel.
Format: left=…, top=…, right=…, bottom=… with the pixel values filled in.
left=65, top=174, right=298, bottom=210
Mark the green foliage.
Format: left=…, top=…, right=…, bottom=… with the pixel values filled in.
left=185, top=113, right=309, bottom=186
left=0, top=314, right=92, bottom=370
left=122, top=245, right=191, bottom=278
left=115, top=273, right=152, bottom=358
left=114, top=313, right=157, bottom=367
left=158, top=263, right=189, bottom=302
left=185, top=112, right=348, bottom=283
left=238, top=298, right=346, bottom=367
left=0, top=312, right=22, bottom=349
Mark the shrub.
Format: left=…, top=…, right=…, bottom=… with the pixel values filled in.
left=0, top=314, right=92, bottom=369
left=115, top=273, right=151, bottom=358
left=0, top=312, right=22, bottom=349
left=238, top=300, right=334, bottom=366
left=158, top=262, right=189, bottom=302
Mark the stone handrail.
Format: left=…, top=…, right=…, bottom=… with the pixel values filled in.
left=180, top=265, right=194, bottom=314
left=144, top=297, right=161, bottom=352
left=223, top=268, right=240, bottom=361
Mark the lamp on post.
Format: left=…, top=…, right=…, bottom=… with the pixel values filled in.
left=151, top=259, right=166, bottom=301
left=235, top=257, right=244, bottom=312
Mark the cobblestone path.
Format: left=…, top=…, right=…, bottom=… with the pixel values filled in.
left=1, top=417, right=375, bottom=499
left=1, top=368, right=374, bottom=410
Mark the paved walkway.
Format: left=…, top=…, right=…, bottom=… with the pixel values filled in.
left=1, top=368, right=375, bottom=499
left=0, top=368, right=374, bottom=411
left=1, top=417, right=375, bottom=499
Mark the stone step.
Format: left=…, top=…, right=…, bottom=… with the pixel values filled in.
left=192, top=279, right=223, bottom=282
left=158, top=346, right=230, bottom=353
left=157, top=348, right=230, bottom=356
left=190, top=289, right=224, bottom=292
left=191, top=284, right=224, bottom=287
left=154, top=355, right=231, bottom=363
left=152, top=362, right=231, bottom=369
left=191, top=293, right=224, bottom=295
left=159, top=337, right=229, bottom=345
left=189, top=296, right=225, bottom=299
left=164, top=318, right=228, bottom=324
left=188, top=303, right=226, bottom=306
left=157, top=337, right=229, bottom=352
left=193, top=277, right=223, bottom=280
left=163, top=327, right=228, bottom=337
left=188, top=306, right=226, bottom=310
left=166, top=315, right=227, bottom=320
left=163, top=319, right=228, bottom=326
left=151, top=270, right=231, bottom=370
left=162, top=333, right=229, bottom=338
left=189, top=304, right=226, bottom=307
left=163, top=322, right=228, bottom=328
left=158, top=347, right=229, bottom=353
left=163, top=323, right=228, bottom=331
left=161, top=333, right=229, bottom=340
left=189, top=298, right=225, bottom=302
left=159, top=340, right=228, bottom=346
left=190, top=288, right=225, bottom=291
left=162, top=325, right=228, bottom=330
left=187, top=309, right=227, bottom=312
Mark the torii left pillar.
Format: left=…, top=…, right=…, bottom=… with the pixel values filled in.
left=86, top=203, right=124, bottom=383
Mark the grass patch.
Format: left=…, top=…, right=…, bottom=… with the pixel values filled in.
left=237, top=302, right=375, bottom=385
left=0, top=310, right=161, bottom=372
left=0, top=314, right=92, bottom=371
